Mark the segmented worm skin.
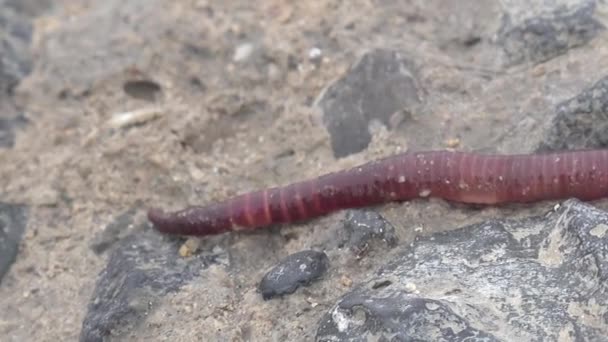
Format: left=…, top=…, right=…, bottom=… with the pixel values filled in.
left=148, top=149, right=608, bottom=236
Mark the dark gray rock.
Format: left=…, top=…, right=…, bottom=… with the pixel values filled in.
left=538, top=75, right=608, bottom=151
left=316, top=199, right=608, bottom=341
left=317, top=293, right=499, bottom=342
left=259, top=250, right=330, bottom=300
left=0, top=115, right=27, bottom=148
left=497, top=1, right=604, bottom=66
left=89, top=208, right=136, bottom=255
left=340, top=210, right=397, bottom=257
left=0, top=202, right=28, bottom=283
left=0, top=4, right=33, bottom=148
left=315, top=49, right=422, bottom=158
left=80, top=227, right=219, bottom=342
left=0, top=6, right=33, bottom=94
left=2, top=0, right=53, bottom=17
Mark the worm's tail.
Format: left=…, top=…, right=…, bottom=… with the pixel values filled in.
left=147, top=204, right=234, bottom=236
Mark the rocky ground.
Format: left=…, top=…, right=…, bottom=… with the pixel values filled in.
left=1, top=0, right=608, bottom=341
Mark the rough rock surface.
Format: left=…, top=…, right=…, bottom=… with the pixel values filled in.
left=317, top=199, right=608, bottom=341
left=0, top=2, right=33, bottom=147
left=0, top=203, right=28, bottom=283
left=497, top=0, right=604, bottom=66
left=340, top=209, right=398, bottom=257
left=258, top=250, right=329, bottom=300
left=80, top=226, right=220, bottom=342
left=1, top=0, right=608, bottom=341
left=316, top=49, right=422, bottom=158
left=539, top=75, right=608, bottom=151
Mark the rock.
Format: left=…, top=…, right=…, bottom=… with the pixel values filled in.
left=0, top=202, right=28, bottom=283
left=89, top=208, right=136, bottom=255
left=0, top=5, right=33, bottom=148
left=538, top=75, right=608, bottom=151
left=316, top=199, right=608, bottom=341
left=0, top=115, right=27, bottom=148
left=315, top=49, right=422, bottom=158
left=317, top=293, right=499, bottom=342
left=259, top=250, right=330, bottom=300
left=340, top=210, right=398, bottom=257
left=497, top=0, right=604, bottom=66
left=2, top=0, right=53, bottom=17
left=80, top=227, right=219, bottom=342
left=0, top=6, right=33, bottom=94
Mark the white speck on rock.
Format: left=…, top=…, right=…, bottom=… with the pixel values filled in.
left=331, top=307, right=351, bottom=332
left=590, top=223, right=608, bottom=238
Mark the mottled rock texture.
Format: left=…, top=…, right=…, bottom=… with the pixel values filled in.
left=317, top=199, right=608, bottom=341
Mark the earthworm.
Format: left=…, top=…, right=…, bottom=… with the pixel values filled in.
left=148, top=149, right=608, bottom=236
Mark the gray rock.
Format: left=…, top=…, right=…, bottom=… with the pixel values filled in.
left=89, top=208, right=136, bottom=255
left=0, top=5, right=32, bottom=148
left=2, top=0, right=53, bottom=17
left=340, top=209, right=398, bottom=257
left=316, top=199, right=608, bottom=341
left=0, top=202, right=28, bottom=283
left=315, top=49, right=422, bottom=158
left=497, top=0, right=604, bottom=66
left=0, top=6, right=33, bottom=94
left=0, top=115, right=27, bottom=148
left=80, top=227, right=218, bottom=342
left=538, top=75, right=608, bottom=151
left=259, top=250, right=330, bottom=300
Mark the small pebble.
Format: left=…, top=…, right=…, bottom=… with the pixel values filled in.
left=178, top=238, right=201, bottom=258
left=445, top=138, right=461, bottom=148
left=258, top=250, right=329, bottom=300
left=107, top=107, right=162, bottom=129
left=233, top=43, right=254, bottom=62
left=308, top=47, right=322, bottom=61
left=341, top=275, right=353, bottom=288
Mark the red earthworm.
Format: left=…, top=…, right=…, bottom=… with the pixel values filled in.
left=148, top=149, right=608, bottom=236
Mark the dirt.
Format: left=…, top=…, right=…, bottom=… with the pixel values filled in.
left=1, top=0, right=608, bottom=341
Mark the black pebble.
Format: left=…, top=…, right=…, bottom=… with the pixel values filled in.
left=259, top=250, right=329, bottom=300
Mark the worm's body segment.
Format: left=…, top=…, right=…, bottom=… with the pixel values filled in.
left=148, top=149, right=608, bottom=236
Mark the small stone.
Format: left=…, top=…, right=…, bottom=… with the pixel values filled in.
left=233, top=43, right=254, bottom=63
left=445, top=138, right=460, bottom=148
left=315, top=49, right=421, bottom=158
left=106, top=107, right=163, bottom=129
left=497, top=2, right=604, bottom=66
left=178, top=238, right=201, bottom=258
left=308, top=47, right=322, bottom=62
left=340, top=276, right=353, bottom=288
left=538, top=76, right=608, bottom=151
left=341, top=210, right=398, bottom=257
left=258, top=250, right=329, bottom=300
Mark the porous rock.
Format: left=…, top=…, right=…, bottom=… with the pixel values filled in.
left=316, top=199, right=608, bottom=341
